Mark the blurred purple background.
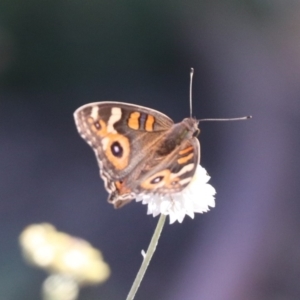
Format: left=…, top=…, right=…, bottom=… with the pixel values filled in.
left=1, top=1, right=300, bottom=299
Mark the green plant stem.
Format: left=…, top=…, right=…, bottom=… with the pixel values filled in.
left=126, top=214, right=166, bottom=300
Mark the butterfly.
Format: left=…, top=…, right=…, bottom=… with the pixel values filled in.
left=74, top=101, right=201, bottom=208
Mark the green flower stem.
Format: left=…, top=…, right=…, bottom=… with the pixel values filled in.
left=126, top=214, right=166, bottom=300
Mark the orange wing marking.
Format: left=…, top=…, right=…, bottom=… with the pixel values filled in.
left=115, top=181, right=132, bottom=195
left=179, top=146, right=194, bottom=155
left=145, top=115, right=155, bottom=131
left=91, top=120, right=130, bottom=170
left=177, top=153, right=194, bottom=165
left=128, top=112, right=140, bottom=130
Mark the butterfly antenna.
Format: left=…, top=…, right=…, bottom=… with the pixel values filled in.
left=189, top=68, right=194, bottom=118
left=189, top=68, right=252, bottom=122
left=199, top=116, right=252, bottom=122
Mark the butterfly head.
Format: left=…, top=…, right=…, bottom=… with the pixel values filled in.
left=182, top=118, right=200, bottom=138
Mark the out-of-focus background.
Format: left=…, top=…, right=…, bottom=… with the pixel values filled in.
left=1, top=0, right=300, bottom=299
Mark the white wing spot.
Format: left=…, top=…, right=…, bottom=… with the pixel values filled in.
left=179, top=178, right=192, bottom=186
left=102, top=137, right=109, bottom=150
left=107, top=107, right=122, bottom=133
left=91, top=106, right=99, bottom=120
left=170, top=163, right=194, bottom=179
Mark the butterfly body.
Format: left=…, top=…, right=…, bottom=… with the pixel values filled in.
left=74, top=102, right=200, bottom=208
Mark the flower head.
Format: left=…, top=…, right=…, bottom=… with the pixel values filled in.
left=19, top=223, right=110, bottom=286
left=136, top=165, right=216, bottom=224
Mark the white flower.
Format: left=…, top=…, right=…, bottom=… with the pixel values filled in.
left=136, top=165, right=216, bottom=224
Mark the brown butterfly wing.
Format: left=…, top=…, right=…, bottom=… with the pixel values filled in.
left=107, top=138, right=200, bottom=208
left=133, top=138, right=200, bottom=196
left=74, top=101, right=174, bottom=205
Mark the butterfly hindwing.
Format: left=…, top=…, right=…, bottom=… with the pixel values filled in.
left=135, top=138, right=200, bottom=195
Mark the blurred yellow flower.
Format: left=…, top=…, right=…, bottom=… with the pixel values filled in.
left=19, top=223, right=110, bottom=286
